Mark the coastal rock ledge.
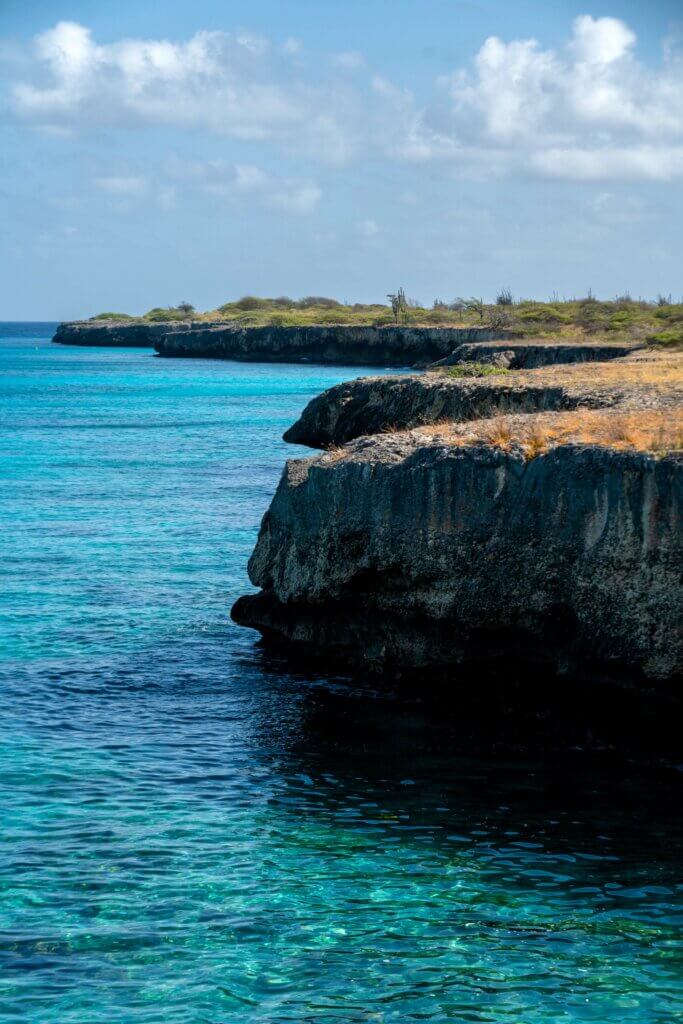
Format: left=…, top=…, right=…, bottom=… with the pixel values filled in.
left=232, top=434, right=682, bottom=685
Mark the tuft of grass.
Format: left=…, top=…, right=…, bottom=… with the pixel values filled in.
left=447, top=362, right=511, bottom=379
left=481, top=417, right=514, bottom=450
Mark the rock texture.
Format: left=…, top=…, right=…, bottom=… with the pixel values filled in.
left=153, top=324, right=512, bottom=366
left=232, top=434, right=683, bottom=683
left=53, top=320, right=200, bottom=347
left=285, top=352, right=681, bottom=448
left=429, top=341, right=641, bottom=369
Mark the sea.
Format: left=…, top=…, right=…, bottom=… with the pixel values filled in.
left=1, top=323, right=681, bottom=1023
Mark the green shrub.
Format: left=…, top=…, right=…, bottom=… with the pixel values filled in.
left=90, top=312, right=135, bottom=321
left=231, top=296, right=274, bottom=311
left=515, top=304, right=571, bottom=324
left=654, top=304, right=683, bottom=323
left=648, top=329, right=683, bottom=348
left=295, top=296, right=341, bottom=308
left=446, top=362, right=510, bottom=378
left=144, top=306, right=189, bottom=321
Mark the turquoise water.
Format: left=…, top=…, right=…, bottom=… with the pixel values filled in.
left=1, top=325, right=681, bottom=1023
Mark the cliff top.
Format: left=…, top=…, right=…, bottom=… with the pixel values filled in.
left=438, top=348, right=683, bottom=396
left=81, top=295, right=683, bottom=349
left=319, top=408, right=683, bottom=466
left=285, top=349, right=683, bottom=449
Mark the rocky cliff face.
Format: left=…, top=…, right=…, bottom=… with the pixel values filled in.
left=284, top=373, right=603, bottom=449
left=284, top=351, right=680, bottom=449
left=153, top=325, right=510, bottom=366
left=53, top=320, right=199, bottom=347
left=232, top=434, right=682, bottom=684
left=430, top=341, right=641, bottom=369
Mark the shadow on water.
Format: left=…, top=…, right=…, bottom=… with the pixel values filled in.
left=244, top=646, right=683, bottom=867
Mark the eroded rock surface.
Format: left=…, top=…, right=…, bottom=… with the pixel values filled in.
left=53, top=320, right=199, bottom=347
left=285, top=351, right=682, bottom=448
left=232, top=433, right=682, bottom=683
left=153, top=325, right=510, bottom=366
left=429, top=341, right=642, bottom=369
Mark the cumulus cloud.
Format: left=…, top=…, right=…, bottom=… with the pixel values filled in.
left=160, top=158, right=321, bottom=215
left=360, top=219, right=379, bottom=237
left=434, top=14, right=683, bottom=180
left=95, top=175, right=147, bottom=195
left=8, top=21, right=352, bottom=159
left=6, top=16, right=683, bottom=182
left=332, top=51, right=365, bottom=71
left=269, top=180, right=321, bottom=214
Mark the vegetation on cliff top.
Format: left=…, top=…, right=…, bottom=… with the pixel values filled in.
left=446, top=362, right=510, bottom=378
left=414, top=408, right=683, bottom=459
left=88, top=293, right=683, bottom=347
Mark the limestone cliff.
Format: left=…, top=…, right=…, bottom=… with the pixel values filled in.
left=233, top=347, right=682, bottom=686
left=153, top=324, right=511, bottom=366
left=53, top=320, right=198, bottom=347
left=232, top=433, right=682, bottom=683
left=285, top=351, right=681, bottom=449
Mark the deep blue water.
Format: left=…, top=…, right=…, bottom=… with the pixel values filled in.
left=0, top=324, right=681, bottom=1023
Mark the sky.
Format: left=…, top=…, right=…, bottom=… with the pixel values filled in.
left=1, top=0, right=683, bottom=319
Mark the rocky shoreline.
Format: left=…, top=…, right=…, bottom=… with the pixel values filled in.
left=54, top=319, right=643, bottom=370
left=232, top=348, right=682, bottom=687
left=55, top=320, right=512, bottom=365
left=52, top=320, right=201, bottom=347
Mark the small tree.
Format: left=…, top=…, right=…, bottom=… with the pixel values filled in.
left=496, top=288, right=513, bottom=307
left=463, top=297, right=485, bottom=322
left=177, top=301, right=195, bottom=317
left=387, top=287, right=409, bottom=324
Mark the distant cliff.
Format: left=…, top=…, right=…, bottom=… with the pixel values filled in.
left=153, top=324, right=516, bottom=367
left=53, top=320, right=642, bottom=370
left=54, top=320, right=509, bottom=364
left=52, top=320, right=200, bottom=347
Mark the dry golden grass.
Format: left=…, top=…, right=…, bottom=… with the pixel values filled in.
left=430, top=348, right=683, bottom=391
left=415, top=408, right=683, bottom=458
left=322, top=444, right=348, bottom=462
left=512, top=350, right=683, bottom=389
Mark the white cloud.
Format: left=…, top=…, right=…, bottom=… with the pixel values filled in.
left=95, top=175, right=147, bottom=195
left=571, top=15, right=635, bottom=66
left=435, top=15, right=683, bottom=180
left=233, top=164, right=269, bottom=191
left=269, top=180, right=321, bottom=215
left=162, top=158, right=321, bottom=215
left=6, top=16, right=683, bottom=183
left=589, top=191, right=649, bottom=225
left=360, top=219, right=379, bottom=237
left=158, top=185, right=177, bottom=210
left=332, top=51, right=365, bottom=71
left=282, top=37, right=303, bottom=56
left=531, top=145, right=683, bottom=182
left=8, top=20, right=355, bottom=160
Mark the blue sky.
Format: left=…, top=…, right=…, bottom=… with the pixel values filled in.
left=1, top=0, right=682, bottom=319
